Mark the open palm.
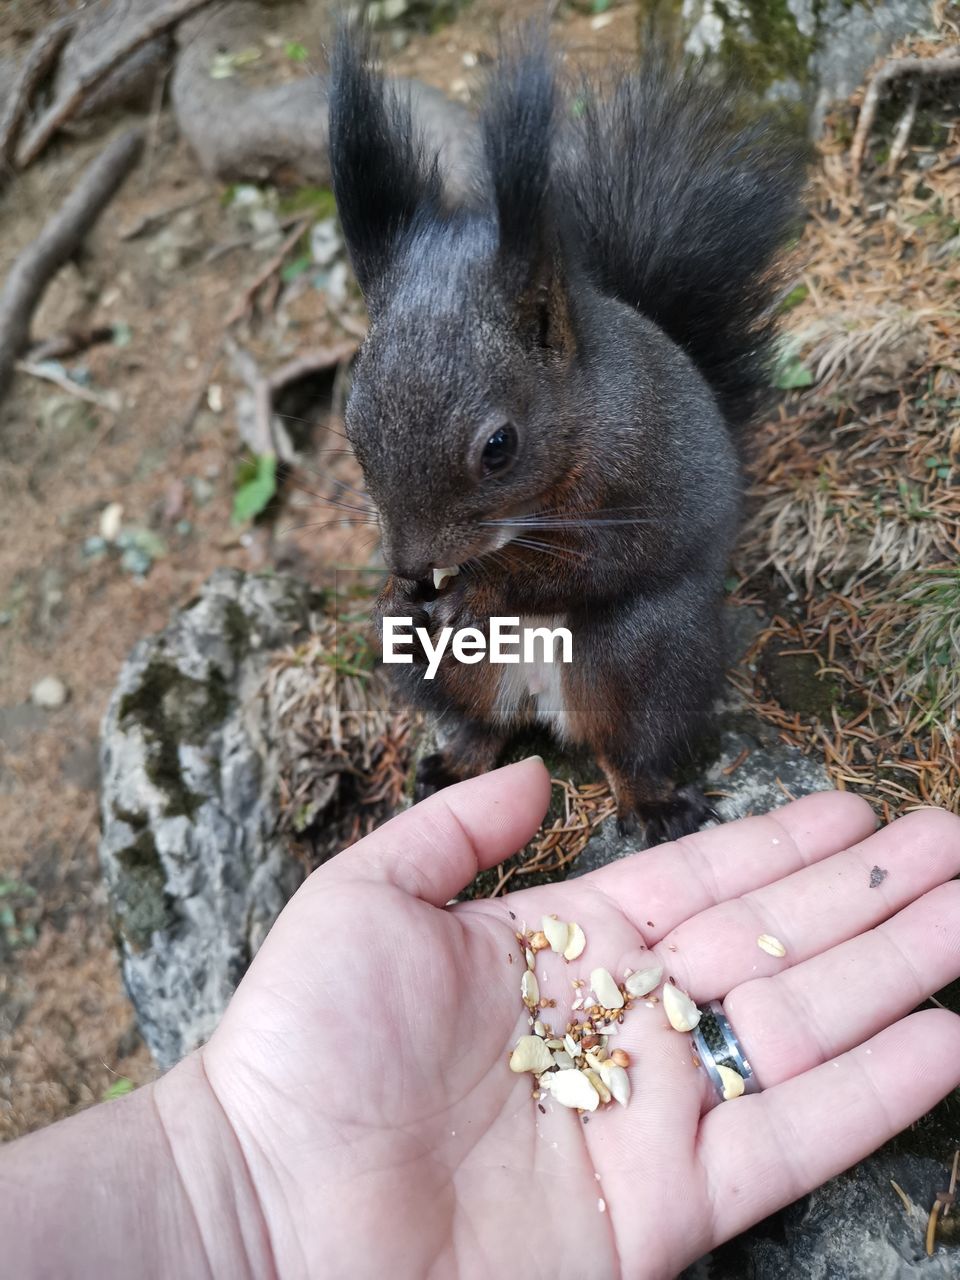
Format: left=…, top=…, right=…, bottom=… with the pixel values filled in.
left=200, top=759, right=960, bottom=1279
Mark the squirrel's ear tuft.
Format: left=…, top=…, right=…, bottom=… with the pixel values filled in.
left=482, top=40, right=573, bottom=356
left=329, top=26, right=442, bottom=303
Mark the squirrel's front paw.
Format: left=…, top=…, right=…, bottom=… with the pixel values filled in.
left=634, top=784, right=718, bottom=845
left=414, top=752, right=461, bottom=802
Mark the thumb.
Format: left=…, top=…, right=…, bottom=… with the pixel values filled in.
left=322, top=757, right=551, bottom=906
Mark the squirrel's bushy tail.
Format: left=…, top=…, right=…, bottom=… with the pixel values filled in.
left=558, top=60, right=805, bottom=428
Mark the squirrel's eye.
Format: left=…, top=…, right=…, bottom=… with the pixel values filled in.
left=481, top=424, right=518, bottom=475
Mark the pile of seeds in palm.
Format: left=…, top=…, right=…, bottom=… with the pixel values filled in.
left=506, top=914, right=751, bottom=1112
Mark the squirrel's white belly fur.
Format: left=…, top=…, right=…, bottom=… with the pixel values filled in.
left=492, top=614, right=569, bottom=740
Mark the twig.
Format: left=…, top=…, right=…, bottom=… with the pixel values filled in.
left=0, top=128, right=144, bottom=403
left=27, top=325, right=115, bottom=362
left=15, top=359, right=121, bottom=412
left=0, top=15, right=76, bottom=174
left=119, top=192, right=210, bottom=240
left=926, top=1199, right=942, bottom=1256
left=202, top=213, right=308, bottom=264
left=223, top=218, right=310, bottom=327
left=16, top=0, right=215, bottom=169
left=851, top=54, right=960, bottom=177
left=886, top=80, right=922, bottom=175
left=268, top=344, right=359, bottom=393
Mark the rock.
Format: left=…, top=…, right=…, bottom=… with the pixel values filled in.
left=31, top=676, right=68, bottom=709
left=664, top=0, right=934, bottom=132
left=689, top=1152, right=959, bottom=1278
left=99, top=569, right=319, bottom=1069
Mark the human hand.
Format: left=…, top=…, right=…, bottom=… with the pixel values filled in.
left=161, top=759, right=960, bottom=1278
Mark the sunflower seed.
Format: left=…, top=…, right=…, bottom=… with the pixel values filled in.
left=717, top=1064, right=746, bottom=1100
left=509, top=1035, right=554, bottom=1074
left=563, top=922, right=586, bottom=961
left=525, top=948, right=536, bottom=970
left=521, top=970, right=540, bottom=1008
left=757, top=933, right=786, bottom=958
left=662, top=983, right=701, bottom=1032
left=624, top=964, right=663, bottom=998
left=542, top=916, right=570, bottom=954
left=544, top=1068, right=600, bottom=1111
left=605, top=1063, right=631, bottom=1107
left=584, top=1068, right=611, bottom=1104
left=590, top=967, right=625, bottom=1011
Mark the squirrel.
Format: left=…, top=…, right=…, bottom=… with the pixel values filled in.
left=328, top=29, right=804, bottom=842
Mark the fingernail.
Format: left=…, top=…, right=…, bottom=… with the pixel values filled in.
left=522, top=754, right=544, bottom=766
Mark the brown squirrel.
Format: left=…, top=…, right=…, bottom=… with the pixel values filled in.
left=328, top=30, right=804, bottom=841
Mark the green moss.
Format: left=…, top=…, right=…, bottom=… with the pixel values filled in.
left=759, top=641, right=842, bottom=719
left=717, top=0, right=814, bottom=92
left=223, top=599, right=253, bottom=663
left=118, top=659, right=230, bottom=818
left=114, top=831, right=177, bottom=950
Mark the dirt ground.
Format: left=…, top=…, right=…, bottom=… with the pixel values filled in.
left=1, top=0, right=958, bottom=1147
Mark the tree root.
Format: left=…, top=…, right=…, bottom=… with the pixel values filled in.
left=0, top=128, right=144, bottom=404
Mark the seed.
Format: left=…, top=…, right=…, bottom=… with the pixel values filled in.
left=564, top=1033, right=580, bottom=1059
left=605, top=1063, right=631, bottom=1107
left=584, top=1068, right=611, bottom=1104
left=581, top=1034, right=600, bottom=1050
left=624, top=965, right=663, bottom=998
left=521, top=970, right=540, bottom=1008
left=610, top=1049, right=630, bottom=1068
left=590, top=968, right=625, bottom=1011
left=544, top=1068, right=600, bottom=1111
left=757, top=933, right=786, bottom=958
left=530, top=930, right=550, bottom=952
left=545, top=1038, right=564, bottom=1050
left=662, top=982, right=701, bottom=1033
left=584, top=1050, right=605, bottom=1071
left=717, top=1064, right=745, bottom=1100
left=552, top=1050, right=575, bottom=1070
left=509, top=1035, right=554, bottom=1074
left=533, top=1020, right=546, bottom=1037
left=563, top=923, right=586, bottom=961
left=525, top=948, right=536, bottom=970
left=542, top=915, right=570, bottom=954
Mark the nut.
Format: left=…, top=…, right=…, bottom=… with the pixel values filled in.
left=624, top=965, right=663, bottom=998
left=544, top=1068, right=600, bottom=1111
left=525, top=948, right=536, bottom=970
left=521, top=970, right=540, bottom=1008
left=552, top=1050, right=575, bottom=1070
left=662, top=982, right=701, bottom=1033
left=533, top=1020, right=546, bottom=1037
left=529, top=930, right=550, bottom=952
left=509, top=1035, right=555, bottom=1074
left=717, top=1064, right=745, bottom=1100
left=563, top=922, right=586, bottom=961
left=564, top=1033, right=581, bottom=1059
left=542, top=916, right=570, bottom=954
left=610, top=1048, right=630, bottom=1068
left=590, top=967, right=625, bottom=1011
left=757, top=933, right=786, bottom=958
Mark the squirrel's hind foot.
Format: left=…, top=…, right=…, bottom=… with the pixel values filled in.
left=632, top=784, right=718, bottom=845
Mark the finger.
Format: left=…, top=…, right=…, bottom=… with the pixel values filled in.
left=697, top=1008, right=960, bottom=1245
left=321, top=757, right=551, bottom=906
left=657, top=807, right=960, bottom=1000
left=592, top=791, right=877, bottom=942
left=721, top=879, right=960, bottom=1088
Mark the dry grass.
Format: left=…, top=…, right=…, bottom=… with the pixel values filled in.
left=735, top=14, right=960, bottom=821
